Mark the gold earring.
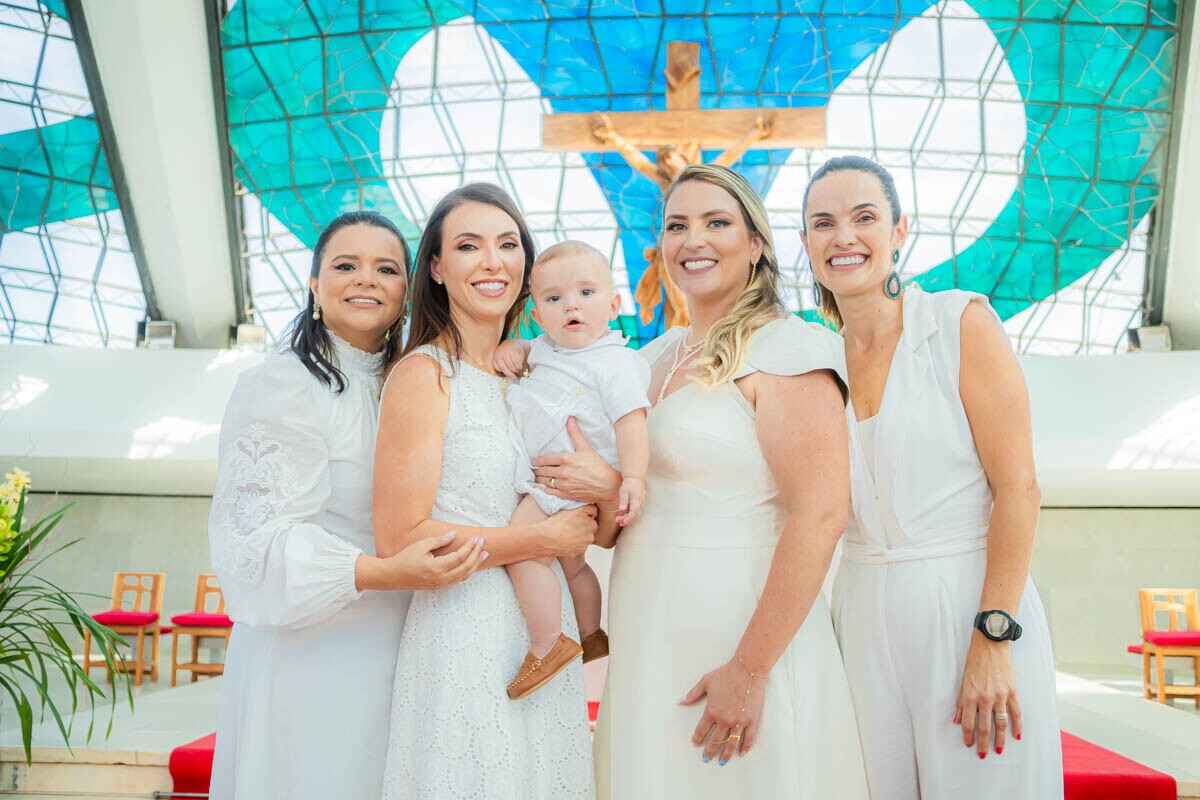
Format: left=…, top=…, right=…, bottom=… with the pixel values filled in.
left=747, top=261, right=759, bottom=287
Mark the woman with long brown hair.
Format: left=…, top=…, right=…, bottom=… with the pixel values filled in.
left=373, top=184, right=598, bottom=799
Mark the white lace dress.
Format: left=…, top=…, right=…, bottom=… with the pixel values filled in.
left=381, top=345, right=594, bottom=800
left=207, top=337, right=412, bottom=800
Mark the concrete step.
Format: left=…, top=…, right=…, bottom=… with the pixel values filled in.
left=0, top=746, right=171, bottom=796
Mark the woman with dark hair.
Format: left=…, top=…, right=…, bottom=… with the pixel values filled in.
left=374, top=184, right=598, bottom=798
left=800, top=156, right=1062, bottom=798
left=208, top=211, right=487, bottom=800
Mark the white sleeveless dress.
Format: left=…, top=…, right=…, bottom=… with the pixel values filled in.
left=832, top=286, right=1062, bottom=799
left=381, top=345, right=594, bottom=800
left=593, top=317, right=870, bottom=799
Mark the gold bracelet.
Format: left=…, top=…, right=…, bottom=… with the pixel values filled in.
left=596, top=504, right=620, bottom=513
left=736, top=654, right=769, bottom=680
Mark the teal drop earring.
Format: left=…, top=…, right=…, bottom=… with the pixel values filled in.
left=884, top=249, right=901, bottom=299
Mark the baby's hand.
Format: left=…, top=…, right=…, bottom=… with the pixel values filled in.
left=493, top=339, right=531, bottom=380
left=616, top=476, right=645, bottom=527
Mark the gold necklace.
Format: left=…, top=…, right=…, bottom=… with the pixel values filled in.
left=657, top=329, right=705, bottom=404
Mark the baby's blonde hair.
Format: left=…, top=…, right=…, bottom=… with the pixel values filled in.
left=531, top=240, right=612, bottom=293
left=535, top=240, right=608, bottom=270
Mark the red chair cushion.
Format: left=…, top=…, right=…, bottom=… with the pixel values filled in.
left=93, top=610, right=159, bottom=626
left=1127, top=644, right=1144, bottom=655
left=171, top=612, right=233, bottom=628
left=1144, top=630, right=1200, bottom=646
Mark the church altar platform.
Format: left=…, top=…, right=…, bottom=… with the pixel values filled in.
left=0, top=672, right=1196, bottom=797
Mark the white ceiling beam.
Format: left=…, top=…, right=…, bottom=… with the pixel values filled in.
left=77, top=0, right=238, bottom=348
left=1157, top=3, right=1200, bottom=349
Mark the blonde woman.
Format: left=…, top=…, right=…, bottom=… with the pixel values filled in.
left=538, top=165, right=869, bottom=798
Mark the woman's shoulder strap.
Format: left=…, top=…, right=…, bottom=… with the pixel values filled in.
left=737, top=315, right=848, bottom=401
left=382, top=344, right=451, bottom=398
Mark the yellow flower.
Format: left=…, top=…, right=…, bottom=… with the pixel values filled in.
left=6, top=467, right=30, bottom=491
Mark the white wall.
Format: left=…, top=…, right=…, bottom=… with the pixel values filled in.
left=1031, top=507, right=1200, bottom=673
left=19, top=491, right=1195, bottom=676
left=3, top=343, right=1199, bottom=504
left=4, top=340, right=1198, bottom=677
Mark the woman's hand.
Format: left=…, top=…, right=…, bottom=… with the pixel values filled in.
left=357, top=531, right=486, bottom=591
left=679, top=659, right=768, bottom=765
left=536, top=506, right=598, bottom=558
left=493, top=339, right=531, bottom=380
left=955, top=632, right=1022, bottom=758
left=531, top=418, right=622, bottom=506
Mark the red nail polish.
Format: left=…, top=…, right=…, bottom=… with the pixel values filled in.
left=996, top=747, right=1004, bottom=755
left=1015, top=733, right=1021, bottom=741
left=953, top=714, right=961, bottom=724
left=978, top=752, right=986, bottom=760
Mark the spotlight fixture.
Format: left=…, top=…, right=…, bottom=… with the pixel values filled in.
left=229, top=323, right=268, bottom=353
left=1127, top=324, right=1172, bottom=352
left=136, top=319, right=177, bottom=349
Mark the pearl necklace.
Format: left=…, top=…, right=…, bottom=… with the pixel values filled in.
left=656, top=329, right=705, bottom=404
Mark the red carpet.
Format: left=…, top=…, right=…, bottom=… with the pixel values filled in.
left=169, top=732, right=215, bottom=799
left=1062, top=732, right=1176, bottom=799
left=167, top=727, right=1179, bottom=798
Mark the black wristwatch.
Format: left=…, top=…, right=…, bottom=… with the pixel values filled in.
left=974, top=610, right=1022, bottom=642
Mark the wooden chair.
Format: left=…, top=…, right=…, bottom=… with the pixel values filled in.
left=169, top=574, right=233, bottom=687
left=83, top=572, right=166, bottom=686
left=1138, top=588, right=1200, bottom=707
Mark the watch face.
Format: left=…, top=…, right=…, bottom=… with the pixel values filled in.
left=984, top=613, right=1011, bottom=639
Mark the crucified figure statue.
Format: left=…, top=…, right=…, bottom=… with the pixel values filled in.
left=591, top=112, right=774, bottom=328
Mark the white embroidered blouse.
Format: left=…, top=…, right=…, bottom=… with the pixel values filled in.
left=208, top=336, right=384, bottom=629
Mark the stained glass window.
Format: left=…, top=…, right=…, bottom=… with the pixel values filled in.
left=0, top=0, right=146, bottom=347
left=223, top=0, right=1179, bottom=353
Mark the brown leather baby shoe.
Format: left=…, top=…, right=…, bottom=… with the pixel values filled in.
left=580, top=628, right=609, bottom=664
left=507, top=634, right=583, bottom=700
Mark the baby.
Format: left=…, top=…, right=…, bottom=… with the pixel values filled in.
left=494, top=241, right=650, bottom=700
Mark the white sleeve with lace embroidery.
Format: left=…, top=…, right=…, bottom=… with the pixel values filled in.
left=208, top=355, right=364, bottom=629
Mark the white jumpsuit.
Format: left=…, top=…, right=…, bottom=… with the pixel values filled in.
left=831, top=286, right=1063, bottom=800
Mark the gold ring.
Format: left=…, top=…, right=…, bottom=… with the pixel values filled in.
left=549, top=477, right=556, bottom=489
left=729, top=733, right=742, bottom=741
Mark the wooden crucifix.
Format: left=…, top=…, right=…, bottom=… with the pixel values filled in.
left=541, top=42, right=826, bottom=328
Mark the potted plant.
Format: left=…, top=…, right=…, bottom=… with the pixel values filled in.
left=0, top=468, right=131, bottom=763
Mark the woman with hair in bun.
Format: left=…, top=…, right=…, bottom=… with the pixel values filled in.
left=801, top=155, right=1062, bottom=799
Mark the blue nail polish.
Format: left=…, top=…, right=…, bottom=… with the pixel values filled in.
left=719, top=759, right=728, bottom=767
left=702, top=756, right=711, bottom=764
